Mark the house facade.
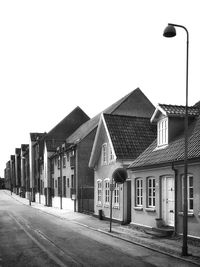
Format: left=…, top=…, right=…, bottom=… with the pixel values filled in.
left=20, top=144, right=29, bottom=197
left=89, top=113, right=156, bottom=223
left=129, top=103, right=200, bottom=239
left=42, top=107, right=90, bottom=207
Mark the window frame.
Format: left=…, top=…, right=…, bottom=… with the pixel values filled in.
left=97, top=179, right=102, bottom=205
left=147, top=177, right=156, bottom=208
left=157, top=117, right=168, bottom=147
left=113, top=183, right=120, bottom=207
left=104, top=178, right=110, bottom=206
left=182, top=174, right=194, bottom=212
left=102, top=143, right=107, bottom=165
left=135, top=178, right=143, bottom=207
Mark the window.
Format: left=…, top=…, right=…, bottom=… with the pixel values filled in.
left=50, top=159, right=54, bottom=174
left=135, top=178, right=143, bottom=206
left=147, top=177, right=155, bottom=207
left=182, top=175, right=193, bottom=212
left=55, top=180, right=57, bottom=188
left=157, top=118, right=168, bottom=147
left=105, top=179, right=110, bottom=205
left=67, top=178, right=70, bottom=188
left=109, top=146, right=115, bottom=162
left=63, top=154, right=66, bottom=168
left=58, top=157, right=60, bottom=169
left=97, top=180, right=102, bottom=205
left=63, top=176, right=66, bottom=197
left=102, top=143, right=107, bottom=165
left=114, top=183, right=119, bottom=206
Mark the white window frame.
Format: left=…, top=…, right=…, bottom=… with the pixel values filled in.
left=109, top=145, right=115, bottom=162
left=102, top=143, right=107, bottom=165
left=182, top=174, right=194, bottom=212
left=135, top=178, right=143, bottom=207
left=157, top=118, right=168, bottom=147
left=97, top=179, right=102, bottom=205
left=113, top=183, right=120, bottom=207
left=63, top=154, right=66, bottom=168
left=147, top=177, right=156, bottom=208
left=104, top=178, right=110, bottom=206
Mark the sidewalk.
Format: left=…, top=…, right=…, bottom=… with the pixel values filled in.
left=6, top=191, right=200, bottom=266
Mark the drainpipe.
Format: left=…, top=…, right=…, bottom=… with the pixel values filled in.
left=60, top=149, right=63, bottom=209
left=172, top=162, right=178, bottom=235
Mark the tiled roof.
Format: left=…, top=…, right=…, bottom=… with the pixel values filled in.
left=104, top=114, right=157, bottom=160
left=67, top=88, right=155, bottom=144
left=159, top=104, right=199, bottom=117
left=129, top=115, right=200, bottom=169
left=66, top=114, right=100, bottom=144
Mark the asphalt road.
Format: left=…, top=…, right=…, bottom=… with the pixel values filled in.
left=0, top=191, right=197, bottom=267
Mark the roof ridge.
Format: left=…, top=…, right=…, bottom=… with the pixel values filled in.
left=103, top=113, right=151, bottom=120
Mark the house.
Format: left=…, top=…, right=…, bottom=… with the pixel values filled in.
left=43, top=106, right=90, bottom=207
left=10, top=155, right=16, bottom=193
left=4, top=161, right=11, bottom=191
left=21, top=144, right=29, bottom=198
left=89, top=113, right=156, bottom=223
left=51, top=87, right=155, bottom=214
left=128, top=103, right=200, bottom=239
left=14, top=148, right=21, bottom=195
left=29, top=132, right=46, bottom=202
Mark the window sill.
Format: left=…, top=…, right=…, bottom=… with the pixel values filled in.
left=178, top=212, right=194, bottom=217
left=145, top=207, right=156, bottom=212
left=134, top=206, right=143, bottom=211
left=113, top=205, right=120, bottom=210
left=104, top=204, right=110, bottom=208
left=96, top=204, right=102, bottom=207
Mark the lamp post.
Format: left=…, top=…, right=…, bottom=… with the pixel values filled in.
left=163, top=23, right=189, bottom=256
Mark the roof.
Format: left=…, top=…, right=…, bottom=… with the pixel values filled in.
left=151, top=104, right=199, bottom=123
left=129, top=115, right=200, bottom=170
left=104, top=87, right=155, bottom=118
left=45, top=139, right=66, bottom=152
left=46, top=106, right=89, bottom=141
left=159, top=104, right=199, bottom=117
left=66, top=114, right=100, bottom=144
left=67, top=88, right=155, bottom=144
left=104, top=114, right=157, bottom=160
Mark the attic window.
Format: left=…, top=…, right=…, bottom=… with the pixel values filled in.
left=157, top=118, right=168, bottom=147
left=102, top=143, right=107, bottom=165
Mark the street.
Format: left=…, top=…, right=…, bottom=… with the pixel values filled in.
left=0, top=190, right=197, bottom=267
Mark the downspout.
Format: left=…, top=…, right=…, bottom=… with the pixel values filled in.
left=172, top=162, right=178, bottom=235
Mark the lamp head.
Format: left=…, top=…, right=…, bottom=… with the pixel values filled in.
left=163, top=24, right=176, bottom=38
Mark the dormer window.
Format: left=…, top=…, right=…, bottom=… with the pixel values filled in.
left=157, top=118, right=168, bottom=147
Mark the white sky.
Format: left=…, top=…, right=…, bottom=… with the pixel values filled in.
left=0, top=0, right=200, bottom=177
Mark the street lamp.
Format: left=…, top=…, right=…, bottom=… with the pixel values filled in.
left=163, top=23, right=189, bottom=256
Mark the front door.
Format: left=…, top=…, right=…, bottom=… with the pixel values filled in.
left=162, top=176, right=175, bottom=226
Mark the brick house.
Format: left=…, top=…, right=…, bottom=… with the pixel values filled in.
left=129, top=103, right=200, bottom=239
left=43, top=106, right=90, bottom=207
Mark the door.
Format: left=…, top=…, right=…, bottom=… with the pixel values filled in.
left=162, top=176, right=175, bottom=226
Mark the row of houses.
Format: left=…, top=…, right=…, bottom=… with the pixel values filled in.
left=4, top=88, right=200, bottom=240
